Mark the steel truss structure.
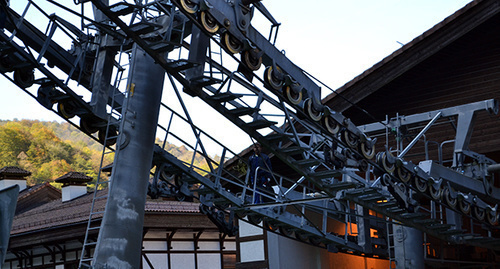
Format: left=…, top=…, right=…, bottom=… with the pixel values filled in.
left=1, top=0, right=499, bottom=268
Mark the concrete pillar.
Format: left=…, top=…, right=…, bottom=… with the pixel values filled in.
left=93, top=45, right=165, bottom=269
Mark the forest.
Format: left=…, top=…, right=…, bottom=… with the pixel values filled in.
left=0, top=120, right=212, bottom=187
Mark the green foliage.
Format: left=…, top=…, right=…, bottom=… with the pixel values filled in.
left=0, top=122, right=31, bottom=167
left=157, top=140, right=219, bottom=176
left=0, top=120, right=219, bottom=186
left=0, top=120, right=112, bottom=185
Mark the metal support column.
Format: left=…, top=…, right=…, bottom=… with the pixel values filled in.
left=90, top=0, right=117, bottom=120
left=89, top=45, right=117, bottom=119
left=184, top=25, right=209, bottom=94
left=93, top=45, right=166, bottom=269
left=356, top=205, right=372, bottom=253
left=453, top=111, right=476, bottom=167
left=392, top=224, right=424, bottom=269
left=0, top=185, right=19, bottom=265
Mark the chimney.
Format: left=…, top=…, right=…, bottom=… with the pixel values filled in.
left=55, top=172, right=92, bottom=202
left=0, top=166, right=30, bottom=192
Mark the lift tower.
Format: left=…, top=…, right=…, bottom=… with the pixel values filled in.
left=92, top=45, right=166, bottom=268
left=1, top=1, right=500, bottom=269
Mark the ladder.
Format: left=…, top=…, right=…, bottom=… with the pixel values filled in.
left=386, top=218, right=396, bottom=269
left=78, top=45, right=131, bottom=268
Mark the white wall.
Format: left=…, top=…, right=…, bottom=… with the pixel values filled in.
left=0, top=179, right=26, bottom=192
left=142, top=230, right=234, bottom=269
left=267, top=232, right=329, bottom=269
left=238, top=218, right=266, bottom=263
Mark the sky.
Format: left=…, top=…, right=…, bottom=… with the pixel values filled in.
left=0, top=0, right=472, bottom=154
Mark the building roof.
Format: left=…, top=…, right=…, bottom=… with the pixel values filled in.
left=318, top=0, right=500, bottom=161
left=16, top=182, right=60, bottom=214
left=323, top=0, right=489, bottom=111
left=10, top=187, right=201, bottom=235
left=0, top=166, right=31, bottom=178
left=18, top=182, right=60, bottom=200
left=54, top=171, right=93, bottom=185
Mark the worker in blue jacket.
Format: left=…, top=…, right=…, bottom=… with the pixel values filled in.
left=249, top=143, right=273, bottom=203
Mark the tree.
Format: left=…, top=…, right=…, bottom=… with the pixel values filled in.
left=0, top=120, right=217, bottom=187
left=32, top=159, right=73, bottom=184
left=0, top=122, right=31, bottom=167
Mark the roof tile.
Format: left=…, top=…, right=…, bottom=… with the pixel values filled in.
left=0, top=166, right=31, bottom=178
left=11, top=189, right=201, bottom=235
left=55, top=172, right=93, bottom=184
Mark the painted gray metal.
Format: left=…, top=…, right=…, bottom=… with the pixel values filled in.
left=93, top=45, right=166, bottom=269
left=393, top=224, right=424, bottom=269
left=0, top=185, right=19, bottom=265
left=359, top=99, right=498, bottom=133
left=3, top=1, right=500, bottom=266
left=419, top=160, right=500, bottom=204
left=89, top=45, right=117, bottom=120
left=398, top=111, right=442, bottom=158
left=203, top=0, right=323, bottom=110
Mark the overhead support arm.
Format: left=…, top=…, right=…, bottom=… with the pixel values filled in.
left=360, top=99, right=498, bottom=133
left=398, top=111, right=442, bottom=158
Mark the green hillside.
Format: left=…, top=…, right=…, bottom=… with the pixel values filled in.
left=0, top=120, right=212, bottom=186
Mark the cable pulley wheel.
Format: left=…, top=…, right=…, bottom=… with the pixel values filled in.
left=242, top=49, right=262, bottom=70
left=200, top=11, right=219, bottom=34
left=443, top=187, right=457, bottom=208
left=284, top=85, right=302, bottom=105
left=57, top=101, right=76, bottom=119
left=487, top=211, right=498, bottom=226
left=473, top=206, right=486, bottom=221
left=295, top=232, right=308, bottom=242
left=80, top=117, right=99, bottom=134
left=263, top=66, right=284, bottom=90
left=429, top=184, right=442, bottom=200
left=396, top=167, right=411, bottom=183
left=98, top=125, right=118, bottom=146
left=248, top=214, right=263, bottom=225
left=179, top=0, right=197, bottom=14
left=414, top=177, right=428, bottom=193
left=199, top=204, right=210, bottom=215
left=376, top=151, right=395, bottom=174
left=323, top=116, right=340, bottom=135
left=358, top=159, right=369, bottom=172
left=342, top=130, right=359, bottom=149
left=360, top=141, right=375, bottom=160
left=279, top=226, right=293, bottom=237
left=234, top=209, right=247, bottom=219
left=264, top=219, right=278, bottom=232
left=223, top=33, right=243, bottom=54
left=14, top=68, right=35, bottom=89
left=459, top=200, right=471, bottom=215
left=304, top=98, right=323, bottom=122
left=309, top=236, right=323, bottom=246
left=381, top=173, right=392, bottom=186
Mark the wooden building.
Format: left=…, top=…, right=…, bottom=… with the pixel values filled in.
left=2, top=170, right=237, bottom=269
left=231, top=0, right=500, bottom=267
